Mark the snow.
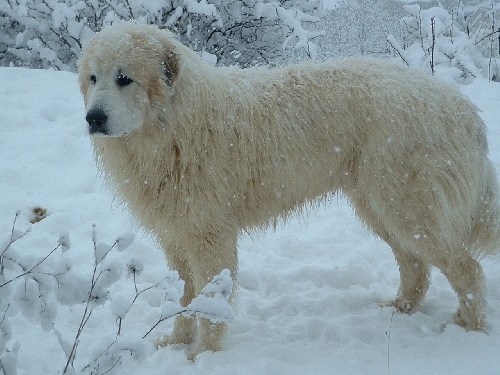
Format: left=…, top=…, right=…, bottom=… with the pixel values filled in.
left=322, top=0, right=340, bottom=11
left=1, top=66, right=500, bottom=374
left=184, top=0, right=217, bottom=17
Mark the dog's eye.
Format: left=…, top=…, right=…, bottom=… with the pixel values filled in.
left=117, top=73, right=133, bottom=87
left=90, top=75, right=96, bottom=84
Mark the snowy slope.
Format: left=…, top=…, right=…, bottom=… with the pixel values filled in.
left=1, top=67, right=500, bottom=374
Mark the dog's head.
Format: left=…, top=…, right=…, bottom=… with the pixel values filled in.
left=78, top=23, right=180, bottom=137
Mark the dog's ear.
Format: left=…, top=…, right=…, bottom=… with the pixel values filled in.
left=162, top=52, right=179, bottom=88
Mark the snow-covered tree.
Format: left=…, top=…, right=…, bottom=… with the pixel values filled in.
left=387, top=1, right=500, bottom=82
left=317, top=0, right=404, bottom=59
left=316, top=0, right=499, bottom=82
left=0, top=0, right=323, bottom=71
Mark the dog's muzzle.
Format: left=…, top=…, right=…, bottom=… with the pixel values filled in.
left=86, top=109, right=108, bottom=135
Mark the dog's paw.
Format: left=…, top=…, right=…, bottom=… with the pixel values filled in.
left=453, top=309, right=485, bottom=332
left=154, top=335, right=172, bottom=349
left=377, top=300, right=392, bottom=311
left=377, top=298, right=412, bottom=313
left=187, top=348, right=201, bottom=362
left=155, top=333, right=194, bottom=348
left=187, top=344, right=220, bottom=361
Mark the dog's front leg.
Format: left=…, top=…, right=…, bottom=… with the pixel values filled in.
left=187, top=230, right=239, bottom=359
left=156, top=238, right=198, bottom=347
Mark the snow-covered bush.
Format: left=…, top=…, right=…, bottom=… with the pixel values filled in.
left=464, top=1, right=500, bottom=81
left=0, top=0, right=323, bottom=71
left=387, top=2, right=500, bottom=82
left=0, top=211, right=233, bottom=375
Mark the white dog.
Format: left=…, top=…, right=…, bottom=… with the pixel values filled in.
left=78, top=23, right=500, bottom=358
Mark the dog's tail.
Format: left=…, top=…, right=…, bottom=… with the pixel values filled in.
left=469, top=160, right=500, bottom=259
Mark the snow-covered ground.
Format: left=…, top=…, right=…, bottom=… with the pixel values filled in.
left=1, top=67, right=500, bottom=374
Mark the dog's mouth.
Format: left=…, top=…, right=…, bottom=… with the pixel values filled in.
left=89, top=130, right=109, bottom=137
left=89, top=129, right=130, bottom=138
left=88, top=126, right=132, bottom=138
left=88, top=127, right=108, bottom=136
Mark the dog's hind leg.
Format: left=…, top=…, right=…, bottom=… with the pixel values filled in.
left=354, top=205, right=431, bottom=312
left=383, top=217, right=485, bottom=329
left=384, top=214, right=486, bottom=330
left=386, top=231, right=485, bottom=330
left=431, top=247, right=486, bottom=330
left=386, top=237, right=431, bottom=313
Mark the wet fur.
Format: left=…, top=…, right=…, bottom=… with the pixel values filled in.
left=78, top=23, right=500, bottom=357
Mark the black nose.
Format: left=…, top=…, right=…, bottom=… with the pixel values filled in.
left=86, top=109, right=108, bottom=135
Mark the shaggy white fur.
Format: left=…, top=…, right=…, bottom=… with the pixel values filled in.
left=78, top=23, right=500, bottom=358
